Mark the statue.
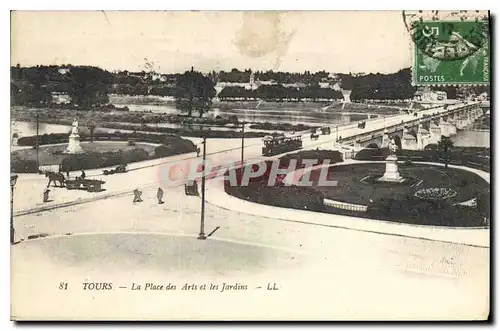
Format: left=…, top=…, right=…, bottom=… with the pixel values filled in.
left=64, top=118, right=84, bottom=154
left=71, top=119, right=79, bottom=134
left=378, top=137, right=404, bottom=183
left=388, top=138, right=398, bottom=156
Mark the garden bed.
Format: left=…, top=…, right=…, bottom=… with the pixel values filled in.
left=11, top=137, right=196, bottom=173
left=225, top=158, right=490, bottom=227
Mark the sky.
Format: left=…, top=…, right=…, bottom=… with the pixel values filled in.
left=11, top=11, right=413, bottom=74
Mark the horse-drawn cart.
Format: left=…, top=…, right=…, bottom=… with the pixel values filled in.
left=321, top=126, right=331, bottom=135
left=66, top=178, right=105, bottom=192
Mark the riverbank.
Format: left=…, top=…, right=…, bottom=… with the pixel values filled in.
left=10, top=109, right=268, bottom=139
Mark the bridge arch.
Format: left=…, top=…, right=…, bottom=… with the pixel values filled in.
left=366, top=143, right=380, bottom=149
left=390, top=135, right=402, bottom=150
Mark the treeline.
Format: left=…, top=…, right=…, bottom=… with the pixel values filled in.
left=218, top=68, right=331, bottom=85
left=218, top=85, right=344, bottom=101
left=12, top=65, right=489, bottom=109
left=338, top=69, right=416, bottom=101
left=11, top=65, right=113, bottom=108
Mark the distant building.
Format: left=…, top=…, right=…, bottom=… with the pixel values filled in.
left=319, top=82, right=330, bottom=89
left=51, top=92, right=71, bottom=104
left=215, top=70, right=259, bottom=91
left=414, top=87, right=447, bottom=101
left=58, top=68, right=70, bottom=75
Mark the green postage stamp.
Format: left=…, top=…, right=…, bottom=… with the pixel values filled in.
left=404, top=11, right=490, bottom=86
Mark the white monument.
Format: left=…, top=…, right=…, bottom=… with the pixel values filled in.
left=64, top=119, right=84, bottom=154
left=378, top=138, right=404, bottom=183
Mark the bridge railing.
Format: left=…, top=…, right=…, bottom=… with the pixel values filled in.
left=339, top=102, right=481, bottom=144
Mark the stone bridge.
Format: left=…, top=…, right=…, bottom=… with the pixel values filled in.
left=339, top=102, right=484, bottom=150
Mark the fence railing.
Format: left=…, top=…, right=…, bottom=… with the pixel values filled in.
left=323, top=198, right=367, bottom=212
left=38, top=164, right=59, bottom=173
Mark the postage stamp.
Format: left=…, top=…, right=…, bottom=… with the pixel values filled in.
left=404, top=11, right=490, bottom=86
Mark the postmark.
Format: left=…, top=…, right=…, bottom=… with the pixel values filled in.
left=403, top=11, right=490, bottom=86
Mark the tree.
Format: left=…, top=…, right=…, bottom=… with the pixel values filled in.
left=476, top=191, right=490, bottom=224
left=87, top=121, right=96, bottom=143
left=174, top=68, right=216, bottom=118
left=67, top=66, right=113, bottom=108
left=437, top=135, right=454, bottom=169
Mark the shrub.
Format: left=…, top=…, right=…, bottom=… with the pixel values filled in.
left=404, top=158, right=413, bottom=165
left=477, top=191, right=491, bottom=220
left=17, top=133, right=69, bottom=146
left=280, top=150, right=343, bottom=167
left=367, top=195, right=486, bottom=227
left=126, top=148, right=150, bottom=162
left=154, top=145, right=173, bottom=158
left=11, top=156, right=38, bottom=173
left=354, top=147, right=389, bottom=161
left=227, top=184, right=325, bottom=212
left=60, top=148, right=151, bottom=171
left=154, top=136, right=196, bottom=157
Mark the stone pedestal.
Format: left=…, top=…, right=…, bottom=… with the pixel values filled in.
left=64, top=131, right=84, bottom=154
left=378, top=155, right=405, bottom=183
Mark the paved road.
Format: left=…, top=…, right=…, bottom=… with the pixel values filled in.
left=12, top=102, right=467, bottom=215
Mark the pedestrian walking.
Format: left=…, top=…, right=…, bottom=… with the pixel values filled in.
left=80, top=168, right=86, bottom=179
left=196, top=146, right=201, bottom=157
left=133, top=189, right=143, bottom=203
left=43, top=188, right=50, bottom=203
left=157, top=187, right=164, bottom=204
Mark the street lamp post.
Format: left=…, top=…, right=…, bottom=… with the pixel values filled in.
left=35, top=111, right=39, bottom=171
left=10, top=174, right=18, bottom=245
left=241, top=123, right=245, bottom=165
left=198, top=136, right=207, bottom=240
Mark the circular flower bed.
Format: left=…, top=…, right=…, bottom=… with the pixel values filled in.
left=414, top=187, right=457, bottom=200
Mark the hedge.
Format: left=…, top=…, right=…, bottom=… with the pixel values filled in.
left=366, top=195, right=487, bottom=227
left=56, top=137, right=195, bottom=171
left=355, top=147, right=490, bottom=173
left=60, top=148, right=150, bottom=171
left=354, top=147, right=389, bottom=161
left=227, top=185, right=325, bottom=212
left=280, top=149, right=343, bottom=167
left=11, top=156, right=38, bottom=173
left=249, top=122, right=317, bottom=132
left=17, top=128, right=264, bottom=146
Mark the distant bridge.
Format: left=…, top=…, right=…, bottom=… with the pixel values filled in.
left=336, top=102, right=485, bottom=151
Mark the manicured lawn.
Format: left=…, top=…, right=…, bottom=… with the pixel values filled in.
left=11, top=142, right=157, bottom=166
left=306, top=163, right=489, bottom=205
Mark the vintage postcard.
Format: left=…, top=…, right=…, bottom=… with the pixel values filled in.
left=10, top=11, right=490, bottom=321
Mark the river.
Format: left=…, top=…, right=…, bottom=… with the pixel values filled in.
left=11, top=119, right=490, bottom=149
left=111, top=103, right=379, bottom=127
left=10, top=110, right=490, bottom=148
left=451, top=129, right=490, bottom=148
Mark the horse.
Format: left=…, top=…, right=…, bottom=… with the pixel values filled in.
left=45, top=171, right=66, bottom=188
